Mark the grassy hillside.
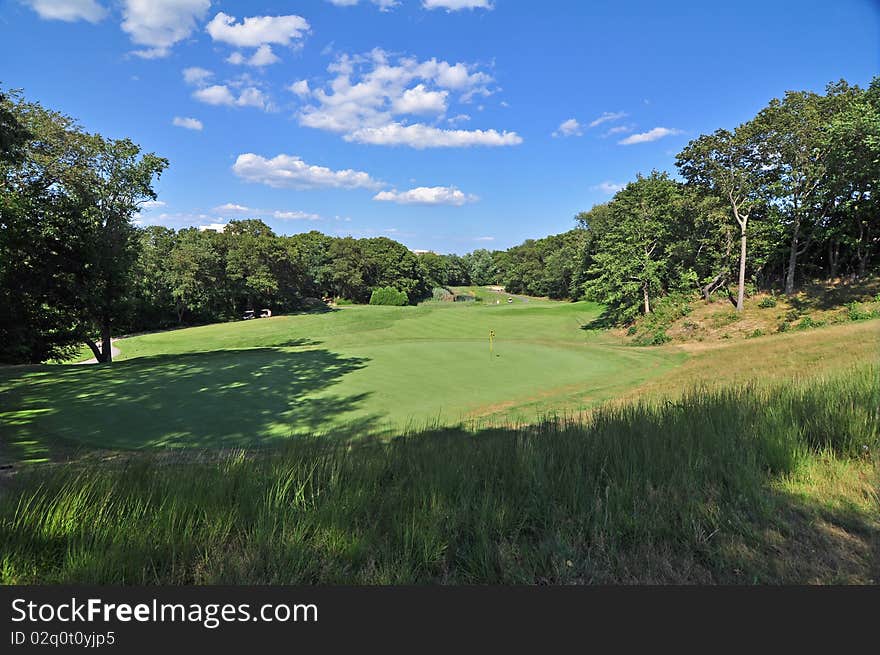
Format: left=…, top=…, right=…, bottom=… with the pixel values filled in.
left=1, top=298, right=684, bottom=464
left=628, top=277, right=880, bottom=345
left=1, top=366, right=876, bottom=584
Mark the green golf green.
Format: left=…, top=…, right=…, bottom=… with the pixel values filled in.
left=0, top=296, right=686, bottom=462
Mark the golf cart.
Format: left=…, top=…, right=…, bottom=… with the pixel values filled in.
left=242, top=309, right=272, bottom=320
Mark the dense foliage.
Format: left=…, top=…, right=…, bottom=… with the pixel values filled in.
left=2, top=77, right=878, bottom=363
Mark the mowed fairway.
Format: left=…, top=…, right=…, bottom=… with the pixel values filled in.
left=0, top=297, right=685, bottom=462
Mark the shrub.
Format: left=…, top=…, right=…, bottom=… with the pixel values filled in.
left=778, top=321, right=791, bottom=333
left=797, top=316, right=816, bottom=330
left=746, top=329, right=764, bottom=339
left=758, top=297, right=777, bottom=309
left=628, top=293, right=692, bottom=345
left=633, top=330, right=671, bottom=346
left=369, top=286, right=409, bottom=306
left=711, top=311, right=741, bottom=328
left=847, top=301, right=879, bottom=321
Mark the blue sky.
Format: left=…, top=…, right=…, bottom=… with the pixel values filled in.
left=2, top=0, right=878, bottom=253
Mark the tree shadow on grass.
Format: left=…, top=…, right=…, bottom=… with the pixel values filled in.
left=788, top=278, right=880, bottom=312
left=580, top=307, right=618, bottom=330
left=1, top=344, right=377, bottom=459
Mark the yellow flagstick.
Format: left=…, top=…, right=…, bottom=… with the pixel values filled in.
left=489, top=330, right=495, bottom=359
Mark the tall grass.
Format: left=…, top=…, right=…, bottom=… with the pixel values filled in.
left=1, top=366, right=877, bottom=584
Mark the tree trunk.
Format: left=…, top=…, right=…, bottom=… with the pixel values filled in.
left=784, top=216, right=801, bottom=295
left=736, top=224, right=747, bottom=312
left=84, top=337, right=103, bottom=362
left=828, top=240, right=839, bottom=279
left=99, top=319, right=112, bottom=364
left=857, top=224, right=871, bottom=278
left=643, top=283, right=651, bottom=315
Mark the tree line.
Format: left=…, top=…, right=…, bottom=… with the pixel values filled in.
left=477, top=78, right=880, bottom=322
left=2, top=78, right=878, bottom=364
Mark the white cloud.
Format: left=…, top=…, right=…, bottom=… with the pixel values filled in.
left=140, top=200, right=166, bottom=209
left=474, top=236, right=494, bottom=241
left=198, top=223, right=228, bottom=233
left=273, top=210, right=321, bottom=221
left=422, top=0, right=492, bottom=10
left=288, top=80, right=311, bottom=97
left=236, top=87, right=270, bottom=109
left=391, top=84, right=448, bottom=115
left=205, top=12, right=309, bottom=48
left=592, top=181, right=624, bottom=194
left=346, top=123, right=521, bottom=148
left=297, top=49, right=517, bottom=149
left=213, top=204, right=321, bottom=220
left=192, top=84, right=270, bottom=111
left=23, top=0, right=106, bottom=22
left=122, top=0, right=211, bottom=59
left=214, top=203, right=252, bottom=214
left=247, top=44, right=280, bottom=67
left=373, top=186, right=478, bottom=205
left=172, top=116, right=203, bottom=130
left=232, top=153, right=383, bottom=190
left=618, top=127, right=683, bottom=145
left=182, top=66, right=212, bottom=85
left=326, top=0, right=400, bottom=10
left=552, top=118, right=582, bottom=138
left=447, top=113, right=470, bottom=124
left=603, top=124, right=633, bottom=137
left=193, top=84, right=236, bottom=106
left=185, top=66, right=272, bottom=111
left=589, top=111, right=628, bottom=128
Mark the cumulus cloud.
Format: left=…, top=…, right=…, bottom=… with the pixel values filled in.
left=392, top=84, right=449, bottom=115
left=589, top=111, right=628, bottom=128
left=618, top=127, right=683, bottom=145
left=182, top=66, right=212, bottom=85
left=373, top=186, right=478, bottom=206
left=192, top=84, right=237, bottom=106
left=474, top=236, right=495, bottom=241
left=122, top=0, right=211, bottom=59
left=23, top=0, right=106, bottom=22
left=172, top=116, right=203, bottom=130
left=232, top=153, right=383, bottom=190
left=552, top=118, right=582, bottom=138
left=297, top=49, right=520, bottom=148
left=422, top=0, right=493, bottom=10
left=214, top=203, right=252, bottom=214
left=205, top=12, right=309, bottom=48
left=228, top=50, right=282, bottom=67
left=184, top=68, right=272, bottom=111
left=346, top=123, right=521, bottom=148
left=140, top=200, right=166, bottom=209
left=288, top=80, right=311, bottom=97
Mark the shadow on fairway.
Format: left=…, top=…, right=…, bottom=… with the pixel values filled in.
left=2, top=343, right=376, bottom=455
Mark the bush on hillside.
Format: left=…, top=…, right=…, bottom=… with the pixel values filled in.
left=629, top=293, right=693, bottom=346
left=369, top=287, right=409, bottom=306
